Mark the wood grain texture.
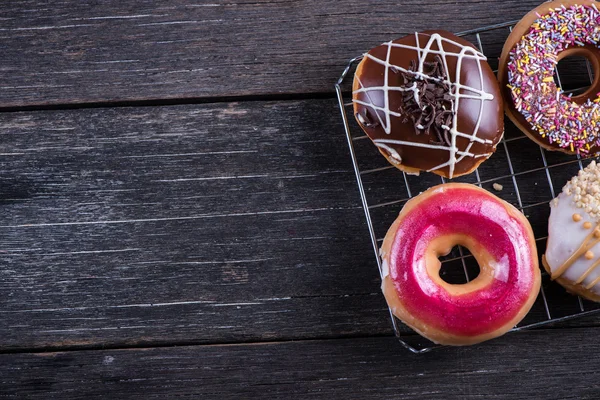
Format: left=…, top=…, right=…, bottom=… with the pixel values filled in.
left=4, top=0, right=600, bottom=396
left=2, top=98, right=600, bottom=351
left=3, top=330, right=600, bottom=399
left=0, top=99, right=404, bottom=350
left=0, top=0, right=544, bottom=107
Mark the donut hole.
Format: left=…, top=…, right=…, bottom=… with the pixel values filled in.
left=438, top=245, right=481, bottom=285
left=555, top=54, right=596, bottom=97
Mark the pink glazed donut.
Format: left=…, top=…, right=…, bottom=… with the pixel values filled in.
left=380, top=183, right=540, bottom=345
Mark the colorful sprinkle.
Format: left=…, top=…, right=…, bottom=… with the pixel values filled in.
left=507, top=4, right=600, bottom=153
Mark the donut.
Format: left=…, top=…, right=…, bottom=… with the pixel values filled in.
left=380, top=183, right=540, bottom=345
left=499, top=0, right=600, bottom=154
left=544, top=161, right=600, bottom=301
left=352, top=30, right=504, bottom=179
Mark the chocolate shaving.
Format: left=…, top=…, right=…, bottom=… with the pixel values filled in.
left=396, top=55, right=455, bottom=146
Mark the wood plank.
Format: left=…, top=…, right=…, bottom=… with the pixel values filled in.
left=0, top=0, right=544, bottom=107
left=2, top=330, right=600, bottom=399
left=2, top=98, right=600, bottom=351
left=0, top=99, right=395, bottom=350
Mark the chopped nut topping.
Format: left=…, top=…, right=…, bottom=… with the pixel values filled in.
left=563, top=161, right=600, bottom=219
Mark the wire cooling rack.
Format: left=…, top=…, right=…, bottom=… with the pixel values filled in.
left=335, top=21, right=600, bottom=353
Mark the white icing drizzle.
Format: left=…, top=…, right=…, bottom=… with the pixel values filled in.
left=374, top=139, right=490, bottom=160
left=375, top=142, right=402, bottom=164
left=546, top=192, right=600, bottom=294
left=353, top=33, right=495, bottom=178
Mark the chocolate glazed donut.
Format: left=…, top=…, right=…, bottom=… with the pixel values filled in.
left=352, top=30, right=504, bottom=179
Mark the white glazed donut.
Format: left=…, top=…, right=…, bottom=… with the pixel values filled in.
left=544, top=161, right=600, bottom=301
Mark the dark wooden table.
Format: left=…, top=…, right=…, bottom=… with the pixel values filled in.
left=2, top=1, right=600, bottom=398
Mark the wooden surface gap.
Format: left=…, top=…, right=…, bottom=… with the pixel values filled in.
left=0, top=331, right=398, bottom=356
left=0, top=92, right=337, bottom=114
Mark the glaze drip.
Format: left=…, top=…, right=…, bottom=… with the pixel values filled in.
left=552, top=224, right=600, bottom=280
left=355, top=109, right=380, bottom=128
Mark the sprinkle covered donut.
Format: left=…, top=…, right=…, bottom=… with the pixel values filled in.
left=544, top=161, right=600, bottom=301
left=353, top=31, right=504, bottom=179
left=499, top=0, right=600, bottom=154
left=380, top=183, right=540, bottom=345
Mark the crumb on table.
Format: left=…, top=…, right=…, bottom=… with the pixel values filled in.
left=493, top=183, right=503, bottom=192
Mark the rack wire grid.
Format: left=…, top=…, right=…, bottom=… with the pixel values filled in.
left=335, top=20, right=600, bottom=353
